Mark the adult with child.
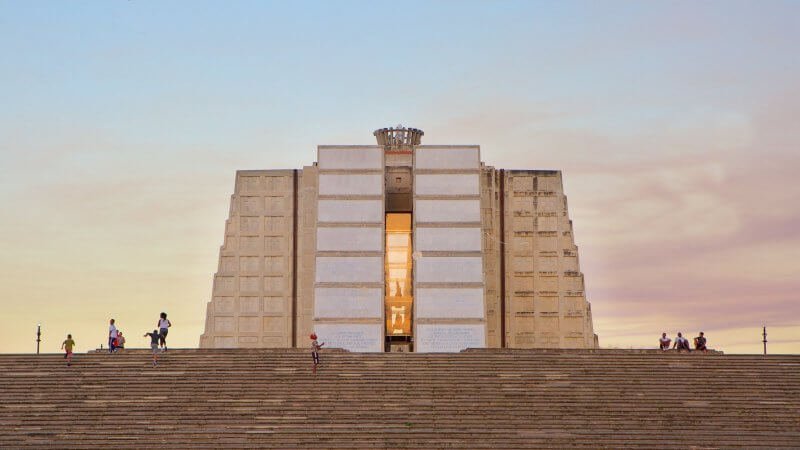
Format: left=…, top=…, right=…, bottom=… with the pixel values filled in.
left=673, top=332, right=691, bottom=352
left=61, top=334, right=75, bottom=366
left=157, top=312, right=171, bottom=352
left=144, top=329, right=161, bottom=367
left=108, top=319, right=118, bottom=353
left=659, top=332, right=671, bottom=351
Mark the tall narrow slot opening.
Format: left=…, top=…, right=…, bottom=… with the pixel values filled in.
left=385, top=213, right=413, bottom=352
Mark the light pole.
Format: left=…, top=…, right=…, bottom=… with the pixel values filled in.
left=762, top=326, right=767, bottom=356
left=36, top=324, right=41, bottom=355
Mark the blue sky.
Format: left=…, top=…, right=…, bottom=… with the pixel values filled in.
left=1, top=1, right=799, bottom=353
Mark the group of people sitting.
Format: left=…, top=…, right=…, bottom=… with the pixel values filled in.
left=659, top=332, right=707, bottom=352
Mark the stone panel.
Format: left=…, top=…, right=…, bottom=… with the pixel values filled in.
left=313, top=324, right=383, bottom=352
left=416, top=288, right=484, bottom=318
left=416, top=257, right=483, bottom=283
left=318, top=200, right=383, bottom=223
left=416, top=324, right=486, bottom=352
left=315, top=257, right=383, bottom=283
left=319, top=174, right=383, bottom=196
left=416, top=227, right=482, bottom=252
left=415, top=200, right=480, bottom=223
left=415, top=174, right=480, bottom=196
left=318, top=147, right=383, bottom=170
left=238, top=316, right=261, bottom=333
left=314, top=287, right=382, bottom=319
left=316, top=227, right=382, bottom=252
left=415, top=147, right=479, bottom=169
left=239, top=297, right=261, bottom=313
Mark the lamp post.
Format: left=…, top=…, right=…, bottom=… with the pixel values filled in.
left=36, top=324, right=41, bottom=355
left=762, top=326, right=767, bottom=356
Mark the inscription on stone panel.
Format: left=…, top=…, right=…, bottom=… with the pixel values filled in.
left=264, top=217, right=285, bottom=235
left=536, top=317, right=559, bottom=332
left=263, top=316, right=286, bottom=333
left=240, top=196, right=263, bottom=214
left=221, top=256, right=236, bottom=272
left=214, top=316, right=234, bottom=333
left=264, top=256, right=284, bottom=273
left=265, top=237, right=284, bottom=253
left=214, top=336, right=235, bottom=348
left=223, top=236, right=237, bottom=252
left=239, top=297, right=261, bottom=313
left=313, top=324, right=382, bottom=352
left=416, top=324, right=486, bottom=352
left=240, top=236, right=262, bottom=252
left=239, top=316, right=261, bottom=333
left=537, top=297, right=559, bottom=313
left=213, top=297, right=234, bottom=313
left=240, top=276, right=260, bottom=292
left=239, top=177, right=262, bottom=193
left=512, top=177, right=534, bottom=191
left=265, top=177, right=288, bottom=191
left=215, top=276, right=235, bottom=293
left=240, top=216, right=261, bottom=233
left=263, top=297, right=285, bottom=313
left=240, top=256, right=260, bottom=272
left=265, top=197, right=285, bottom=214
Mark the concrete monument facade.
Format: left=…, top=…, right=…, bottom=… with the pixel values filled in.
left=200, top=127, right=598, bottom=351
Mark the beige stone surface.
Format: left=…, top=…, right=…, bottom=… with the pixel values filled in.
left=201, top=132, right=597, bottom=350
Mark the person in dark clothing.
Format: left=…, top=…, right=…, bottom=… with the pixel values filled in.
left=694, top=332, right=708, bottom=352
left=144, top=330, right=161, bottom=367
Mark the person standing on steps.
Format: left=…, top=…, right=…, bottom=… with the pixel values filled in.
left=157, top=312, right=171, bottom=352
left=145, top=329, right=161, bottom=367
left=659, top=332, right=671, bottom=351
left=310, top=333, right=324, bottom=374
left=61, top=334, right=75, bottom=366
left=108, top=319, right=118, bottom=354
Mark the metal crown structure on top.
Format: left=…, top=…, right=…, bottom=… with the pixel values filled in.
left=373, top=124, right=424, bottom=151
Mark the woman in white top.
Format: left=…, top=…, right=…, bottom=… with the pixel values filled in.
left=157, top=312, right=171, bottom=351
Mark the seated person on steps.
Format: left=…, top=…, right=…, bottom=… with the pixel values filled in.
left=672, top=332, right=691, bottom=352
left=659, top=332, right=671, bottom=351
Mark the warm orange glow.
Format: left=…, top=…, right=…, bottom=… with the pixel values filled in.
left=385, top=214, right=413, bottom=337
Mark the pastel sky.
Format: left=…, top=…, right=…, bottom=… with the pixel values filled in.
left=1, top=1, right=798, bottom=354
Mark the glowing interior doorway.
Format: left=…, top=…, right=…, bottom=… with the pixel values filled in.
left=385, top=213, right=413, bottom=352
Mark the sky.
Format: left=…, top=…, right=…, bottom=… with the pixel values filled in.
left=1, top=1, right=798, bottom=354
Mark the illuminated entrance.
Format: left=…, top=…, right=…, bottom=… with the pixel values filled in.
left=385, top=213, right=413, bottom=352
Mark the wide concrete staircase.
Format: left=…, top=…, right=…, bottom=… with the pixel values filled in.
left=0, top=349, right=798, bottom=449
